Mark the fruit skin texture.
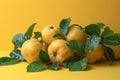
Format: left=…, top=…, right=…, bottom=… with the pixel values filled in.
left=21, top=38, right=45, bottom=63
left=109, top=45, right=120, bottom=60
left=48, top=39, right=74, bottom=65
left=41, top=25, right=62, bottom=45
left=85, top=44, right=104, bottom=64
left=66, top=26, right=87, bottom=45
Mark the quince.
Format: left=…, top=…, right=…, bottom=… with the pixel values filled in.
left=48, top=39, right=74, bottom=65
left=41, top=25, right=62, bottom=45
left=21, top=38, right=46, bottom=63
left=66, top=26, right=87, bottom=45
left=85, top=44, right=104, bottom=63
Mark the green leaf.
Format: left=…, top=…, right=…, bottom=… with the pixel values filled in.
left=96, top=23, right=105, bottom=29
left=103, top=33, right=120, bottom=46
left=84, top=24, right=101, bottom=36
left=12, top=33, right=26, bottom=49
left=101, top=27, right=114, bottom=38
left=10, top=49, right=25, bottom=61
left=53, top=34, right=65, bottom=39
left=39, top=49, right=50, bottom=62
left=85, top=35, right=101, bottom=53
left=33, top=32, right=41, bottom=39
left=66, top=40, right=85, bottom=54
left=59, top=18, right=71, bottom=35
left=48, top=62, right=59, bottom=71
left=27, top=61, right=46, bottom=72
left=68, top=58, right=87, bottom=71
left=62, top=56, right=80, bottom=68
left=0, top=57, right=20, bottom=66
left=105, top=47, right=115, bottom=65
left=24, top=23, right=37, bottom=40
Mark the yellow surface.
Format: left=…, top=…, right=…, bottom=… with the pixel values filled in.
left=0, top=0, right=120, bottom=50
left=0, top=51, right=120, bottom=80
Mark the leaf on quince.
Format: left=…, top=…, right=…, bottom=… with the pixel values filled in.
left=39, top=49, right=50, bottom=63
left=68, top=58, right=87, bottom=71
left=27, top=61, right=46, bottom=72
left=66, top=40, right=85, bottom=54
left=59, top=18, right=71, bottom=35
left=62, top=56, right=80, bottom=68
left=33, top=32, right=41, bottom=39
left=10, top=49, right=25, bottom=61
left=105, top=47, right=114, bottom=65
left=0, top=57, right=20, bottom=66
left=53, top=34, right=65, bottom=39
left=24, top=23, right=37, bottom=40
left=85, top=35, right=101, bottom=53
left=103, top=33, right=120, bottom=46
left=48, top=62, right=59, bottom=71
left=101, top=27, right=114, bottom=38
left=12, top=33, right=26, bottom=49
left=84, top=24, right=101, bottom=36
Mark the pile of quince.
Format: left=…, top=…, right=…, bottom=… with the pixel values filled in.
left=1, top=18, right=120, bottom=72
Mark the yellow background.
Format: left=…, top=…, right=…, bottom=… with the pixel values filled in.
left=0, top=0, right=120, bottom=50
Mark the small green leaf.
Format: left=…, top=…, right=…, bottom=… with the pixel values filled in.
left=62, top=56, right=80, bottom=68
left=68, top=58, right=87, bottom=71
left=105, top=47, right=115, bottom=65
left=101, top=27, right=114, bottom=38
left=84, top=24, right=101, bottom=36
left=48, top=62, right=59, bottom=71
left=10, top=49, right=25, bottom=61
left=33, top=32, right=41, bottom=39
left=27, top=61, right=46, bottom=72
left=53, top=34, right=65, bottom=39
left=85, top=35, right=101, bottom=53
left=96, top=23, right=105, bottom=29
left=24, top=23, right=37, bottom=40
left=66, top=40, right=85, bottom=54
left=39, top=49, right=50, bottom=62
left=59, top=18, right=71, bottom=35
left=103, top=33, right=120, bottom=46
left=12, top=33, right=26, bottom=49
left=0, top=57, right=20, bottom=66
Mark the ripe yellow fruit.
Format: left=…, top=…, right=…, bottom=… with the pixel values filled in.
left=66, top=26, right=87, bottom=45
left=109, top=45, right=120, bottom=60
left=85, top=44, right=104, bottom=64
left=41, top=25, right=62, bottom=45
left=21, top=38, right=46, bottom=63
left=48, top=39, right=74, bottom=65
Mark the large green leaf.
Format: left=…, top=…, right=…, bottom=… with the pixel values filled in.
left=12, top=33, right=26, bottom=49
left=103, top=33, right=120, bottom=46
left=85, top=35, right=101, bottom=53
left=27, top=61, right=46, bottom=72
left=84, top=24, right=101, bottom=36
left=10, top=49, right=25, bottom=61
left=101, top=27, right=114, bottom=38
left=39, top=49, right=50, bottom=63
left=0, top=57, right=20, bottom=66
left=66, top=40, right=85, bottom=54
left=59, top=18, right=71, bottom=35
left=24, top=23, right=37, bottom=40
left=68, top=58, right=87, bottom=71
left=105, top=47, right=115, bottom=65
